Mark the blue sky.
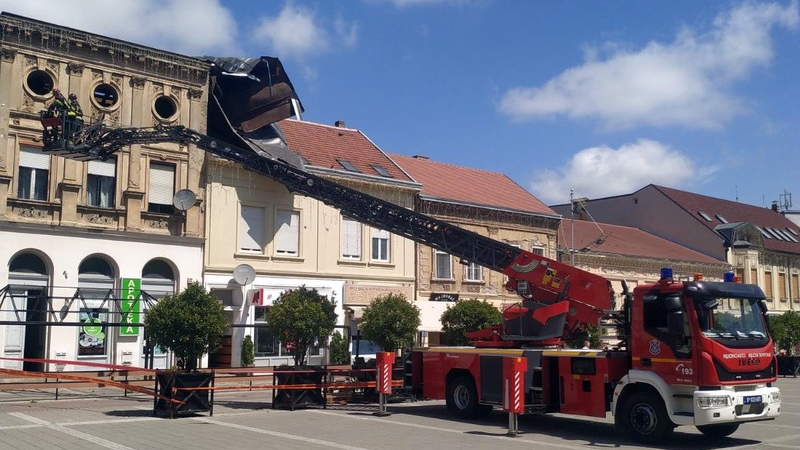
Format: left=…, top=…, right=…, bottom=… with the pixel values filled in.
left=2, top=0, right=798, bottom=208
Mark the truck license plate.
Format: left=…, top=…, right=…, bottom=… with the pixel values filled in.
left=743, top=395, right=762, bottom=404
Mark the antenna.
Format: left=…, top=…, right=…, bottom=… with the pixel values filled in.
left=780, top=190, right=792, bottom=211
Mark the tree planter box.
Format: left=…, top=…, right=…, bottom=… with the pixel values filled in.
left=154, top=370, right=215, bottom=418
left=777, top=356, right=800, bottom=377
left=272, top=367, right=327, bottom=410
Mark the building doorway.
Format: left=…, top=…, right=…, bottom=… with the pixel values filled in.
left=4, top=252, right=49, bottom=372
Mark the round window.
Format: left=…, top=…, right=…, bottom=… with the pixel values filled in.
left=154, top=95, right=178, bottom=120
left=93, top=83, right=119, bottom=108
left=26, top=70, right=55, bottom=96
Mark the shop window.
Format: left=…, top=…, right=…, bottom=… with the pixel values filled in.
left=77, top=256, right=115, bottom=358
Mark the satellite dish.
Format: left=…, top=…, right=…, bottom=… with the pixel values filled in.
left=172, top=189, right=197, bottom=211
left=233, top=264, right=256, bottom=285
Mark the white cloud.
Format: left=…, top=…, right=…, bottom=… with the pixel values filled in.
left=499, top=1, right=799, bottom=129
left=0, top=0, right=240, bottom=56
left=251, top=3, right=358, bottom=60
left=366, top=0, right=474, bottom=7
left=530, top=139, right=717, bottom=204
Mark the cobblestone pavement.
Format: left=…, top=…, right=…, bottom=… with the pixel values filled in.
left=1, top=377, right=798, bottom=450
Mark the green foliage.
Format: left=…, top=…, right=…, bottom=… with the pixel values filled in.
left=440, top=299, right=502, bottom=346
left=329, top=330, right=351, bottom=365
left=267, top=286, right=337, bottom=366
left=565, top=324, right=601, bottom=349
left=241, top=335, right=255, bottom=366
left=144, top=283, right=227, bottom=371
left=360, top=293, right=420, bottom=352
left=770, top=311, right=800, bottom=355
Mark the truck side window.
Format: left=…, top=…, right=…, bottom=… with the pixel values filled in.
left=643, top=293, right=691, bottom=358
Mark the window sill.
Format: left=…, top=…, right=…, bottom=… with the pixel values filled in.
left=272, top=255, right=303, bottom=262
left=235, top=252, right=270, bottom=260
left=432, top=278, right=455, bottom=282
left=339, top=259, right=367, bottom=266
left=368, top=261, right=394, bottom=268
left=463, top=280, right=485, bottom=284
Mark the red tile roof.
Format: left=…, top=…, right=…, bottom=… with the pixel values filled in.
left=277, top=120, right=414, bottom=182
left=389, top=153, right=556, bottom=216
left=652, top=185, right=800, bottom=254
left=560, top=219, right=723, bottom=263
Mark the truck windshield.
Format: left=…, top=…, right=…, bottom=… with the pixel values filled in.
left=694, top=297, right=769, bottom=347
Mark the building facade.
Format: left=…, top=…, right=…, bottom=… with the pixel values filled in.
left=389, top=154, right=560, bottom=345
left=203, top=119, right=420, bottom=366
left=0, top=13, right=208, bottom=371
left=552, top=185, right=800, bottom=313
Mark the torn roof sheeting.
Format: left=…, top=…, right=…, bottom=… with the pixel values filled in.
left=206, top=56, right=305, bottom=170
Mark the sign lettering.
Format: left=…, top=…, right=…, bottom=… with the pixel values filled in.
left=120, top=278, right=141, bottom=336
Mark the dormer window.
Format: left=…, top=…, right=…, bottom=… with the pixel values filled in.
left=337, top=159, right=360, bottom=173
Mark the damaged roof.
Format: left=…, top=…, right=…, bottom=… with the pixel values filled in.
left=277, top=120, right=414, bottom=183
left=389, top=153, right=556, bottom=217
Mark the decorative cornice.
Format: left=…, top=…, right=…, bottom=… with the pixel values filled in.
left=66, top=61, right=85, bottom=75
left=0, top=47, right=17, bottom=62
left=188, top=88, right=203, bottom=100
left=130, top=76, right=147, bottom=89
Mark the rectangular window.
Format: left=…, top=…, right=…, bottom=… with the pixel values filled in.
left=254, top=306, right=279, bottom=357
left=341, top=217, right=362, bottom=260
left=87, top=159, right=116, bottom=208
left=750, top=268, right=758, bottom=285
left=465, top=262, right=482, bottom=282
left=148, top=162, right=175, bottom=213
left=17, top=147, right=50, bottom=201
left=371, top=228, right=390, bottom=262
left=778, top=273, right=787, bottom=300
left=531, top=246, right=545, bottom=256
left=434, top=250, right=452, bottom=279
left=792, top=274, right=799, bottom=300
left=239, top=205, right=265, bottom=253
left=764, top=271, right=773, bottom=299
left=275, top=209, right=300, bottom=256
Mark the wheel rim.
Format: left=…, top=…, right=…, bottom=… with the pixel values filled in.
left=453, top=384, right=471, bottom=410
left=631, top=402, right=658, bottom=435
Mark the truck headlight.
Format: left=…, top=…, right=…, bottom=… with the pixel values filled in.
left=770, top=392, right=781, bottom=403
left=697, top=396, right=731, bottom=409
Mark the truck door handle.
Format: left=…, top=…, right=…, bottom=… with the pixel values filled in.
left=641, top=358, right=652, bottom=367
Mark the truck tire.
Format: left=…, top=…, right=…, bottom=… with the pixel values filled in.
left=620, top=391, right=674, bottom=444
left=446, top=375, right=491, bottom=419
left=697, top=423, right=739, bottom=438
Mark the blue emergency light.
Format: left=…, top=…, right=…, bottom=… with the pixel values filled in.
left=723, top=272, right=735, bottom=282
left=660, top=267, right=673, bottom=281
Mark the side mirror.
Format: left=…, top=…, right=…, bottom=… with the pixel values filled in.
left=668, top=311, right=685, bottom=342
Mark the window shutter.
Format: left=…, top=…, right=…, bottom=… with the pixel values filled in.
left=792, top=274, right=799, bottom=299
left=750, top=268, right=758, bottom=285
left=88, top=159, right=116, bottom=177
left=778, top=273, right=787, bottom=299
left=764, top=271, right=773, bottom=299
left=275, top=210, right=299, bottom=255
left=149, top=163, right=175, bottom=205
left=341, top=218, right=361, bottom=258
left=19, top=147, right=50, bottom=170
left=239, top=206, right=265, bottom=252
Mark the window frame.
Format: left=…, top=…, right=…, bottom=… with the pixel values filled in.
left=17, top=147, right=50, bottom=201
left=464, top=261, right=482, bottom=282
left=434, top=250, right=452, bottom=280
left=239, top=204, right=266, bottom=254
left=274, top=209, right=300, bottom=257
left=370, top=228, right=390, bottom=262
left=341, top=217, right=362, bottom=261
left=86, top=158, right=117, bottom=208
left=147, top=161, right=176, bottom=214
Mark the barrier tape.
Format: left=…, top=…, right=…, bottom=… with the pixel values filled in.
left=0, top=356, right=154, bottom=373
left=172, top=379, right=404, bottom=392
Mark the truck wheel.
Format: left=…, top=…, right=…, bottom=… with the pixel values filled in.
left=697, top=423, right=739, bottom=438
left=620, top=391, right=674, bottom=444
left=446, top=376, right=491, bottom=419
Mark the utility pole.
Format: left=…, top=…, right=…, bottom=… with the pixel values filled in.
left=570, top=189, right=575, bottom=266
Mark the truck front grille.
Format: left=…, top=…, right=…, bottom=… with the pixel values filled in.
left=714, top=361, right=774, bottom=382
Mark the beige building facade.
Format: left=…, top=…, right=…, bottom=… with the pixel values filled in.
left=0, top=13, right=207, bottom=371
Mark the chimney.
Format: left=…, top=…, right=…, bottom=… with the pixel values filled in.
left=771, top=201, right=779, bottom=212
left=412, top=155, right=429, bottom=160
left=334, top=120, right=346, bottom=128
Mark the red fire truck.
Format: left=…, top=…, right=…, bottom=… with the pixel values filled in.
left=411, top=262, right=781, bottom=443
left=39, top=56, right=780, bottom=444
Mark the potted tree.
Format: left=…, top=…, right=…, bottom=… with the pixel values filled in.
left=771, top=311, right=800, bottom=377
left=359, top=293, right=420, bottom=400
left=267, top=286, right=337, bottom=409
left=440, top=299, right=502, bottom=346
left=241, top=335, right=255, bottom=367
left=144, top=283, right=227, bottom=417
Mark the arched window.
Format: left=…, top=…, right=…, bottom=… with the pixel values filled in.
left=77, top=256, right=115, bottom=358
left=6, top=252, right=49, bottom=371
left=141, top=259, right=176, bottom=298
